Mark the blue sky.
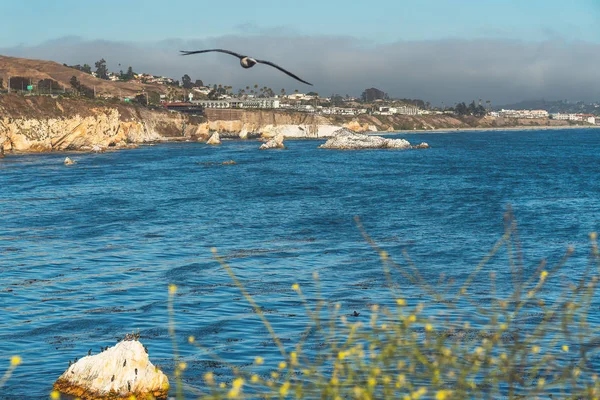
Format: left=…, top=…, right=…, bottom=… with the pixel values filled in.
left=1, top=1, right=599, bottom=103
left=1, top=0, right=598, bottom=45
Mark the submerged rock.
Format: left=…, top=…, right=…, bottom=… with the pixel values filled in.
left=222, top=160, right=237, bottom=165
left=318, top=128, right=423, bottom=150
left=412, top=142, right=430, bottom=149
left=64, top=157, right=76, bottom=165
left=259, top=133, right=286, bottom=150
left=206, top=132, right=221, bottom=145
left=54, top=339, right=169, bottom=400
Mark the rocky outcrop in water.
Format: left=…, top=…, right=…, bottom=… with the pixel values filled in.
left=413, top=142, right=430, bottom=149
left=318, top=128, right=425, bottom=150
left=64, top=157, right=76, bottom=165
left=206, top=132, right=221, bottom=145
left=259, top=133, right=285, bottom=150
left=53, top=339, right=169, bottom=400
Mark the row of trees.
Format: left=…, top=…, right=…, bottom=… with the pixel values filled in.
left=65, top=59, right=138, bottom=82
left=69, top=76, right=94, bottom=98
left=453, top=101, right=487, bottom=117
left=181, top=74, right=203, bottom=89
left=1, top=76, right=63, bottom=93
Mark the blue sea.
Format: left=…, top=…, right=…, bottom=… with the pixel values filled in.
left=1, top=128, right=600, bottom=398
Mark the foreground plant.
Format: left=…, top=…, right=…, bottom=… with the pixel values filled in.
left=168, top=209, right=600, bottom=399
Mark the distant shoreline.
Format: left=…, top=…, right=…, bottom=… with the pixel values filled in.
left=381, top=124, right=600, bottom=135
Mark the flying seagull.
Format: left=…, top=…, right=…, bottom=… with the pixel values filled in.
left=180, top=49, right=313, bottom=86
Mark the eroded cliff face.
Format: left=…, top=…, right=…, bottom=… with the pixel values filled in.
left=199, top=109, right=376, bottom=139
left=0, top=95, right=206, bottom=153
left=1, top=95, right=564, bottom=154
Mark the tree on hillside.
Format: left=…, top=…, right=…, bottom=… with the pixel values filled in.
left=121, top=66, right=135, bottom=81
left=94, top=58, right=109, bottom=80
left=134, top=93, right=147, bottom=106
left=455, top=102, right=468, bottom=116
left=194, top=79, right=204, bottom=87
left=361, top=87, right=386, bottom=102
left=82, top=64, right=92, bottom=74
left=468, top=101, right=477, bottom=115
left=207, top=89, right=218, bottom=100
left=148, top=91, right=161, bottom=105
left=70, top=76, right=80, bottom=90
left=454, top=101, right=487, bottom=117
left=38, top=79, right=61, bottom=93
left=474, top=104, right=487, bottom=117
left=182, top=74, right=193, bottom=89
left=69, top=75, right=94, bottom=98
left=9, top=76, right=30, bottom=91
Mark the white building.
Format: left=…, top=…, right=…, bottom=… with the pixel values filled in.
left=500, top=109, right=549, bottom=119
left=551, top=113, right=596, bottom=124
left=376, top=105, right=419, bottom=116
left=321, top=107, right=359, bottom=116
left=191, top=98, right=280, bottom=109
left=192, top=86, right=212, bottom=95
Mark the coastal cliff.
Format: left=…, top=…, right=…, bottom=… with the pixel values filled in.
left=0, top=95, right=579, bottom=154
left=0, top=95, right=206, bottom=153
left=198, top=109, right=574, bottom=139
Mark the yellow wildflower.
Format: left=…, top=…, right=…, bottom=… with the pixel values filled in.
left=279, top=382, right=290, bottom=396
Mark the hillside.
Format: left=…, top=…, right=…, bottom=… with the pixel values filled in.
left=0, top=55, right=168, bottom=98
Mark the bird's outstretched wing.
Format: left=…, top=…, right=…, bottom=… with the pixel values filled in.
left=180, top=49, right=245, bottom=59
left=255, top=59, right=313, bottom=86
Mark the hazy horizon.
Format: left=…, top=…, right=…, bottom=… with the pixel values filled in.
left=1, top=0, right=599, bottom=105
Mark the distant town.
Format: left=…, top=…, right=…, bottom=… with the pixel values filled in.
left=1, top=58, right=599, bottom=126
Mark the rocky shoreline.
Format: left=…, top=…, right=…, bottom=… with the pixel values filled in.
left=0, top=95, right=597, bottom=155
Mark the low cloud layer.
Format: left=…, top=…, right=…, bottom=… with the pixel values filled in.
left=2, top=35, right=599, bottom=105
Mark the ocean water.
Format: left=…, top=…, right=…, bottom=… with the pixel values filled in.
left=1, top=128, right=600, bottom=398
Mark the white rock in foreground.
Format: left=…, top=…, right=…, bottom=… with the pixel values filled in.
left=318, top=128, right=427, bottom=150
left=259, top=133, right=286, bottom=150
left=54, top=340, right=169, bottom=400
left=206, top=132, right=221, bottom=145
left=64, top=157, right=76, bottom=165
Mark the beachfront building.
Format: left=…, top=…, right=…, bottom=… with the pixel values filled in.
left=552, top=113, right=596, bottom=124
left=499, top=109, right=549, bottom=119
left=321, top=107, right=362, bottom=116
left=286, top=93, right=316, bottom=101
left=191, top=98, right=280, bottom=109
left=376, top=105, right=420, bottom=116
